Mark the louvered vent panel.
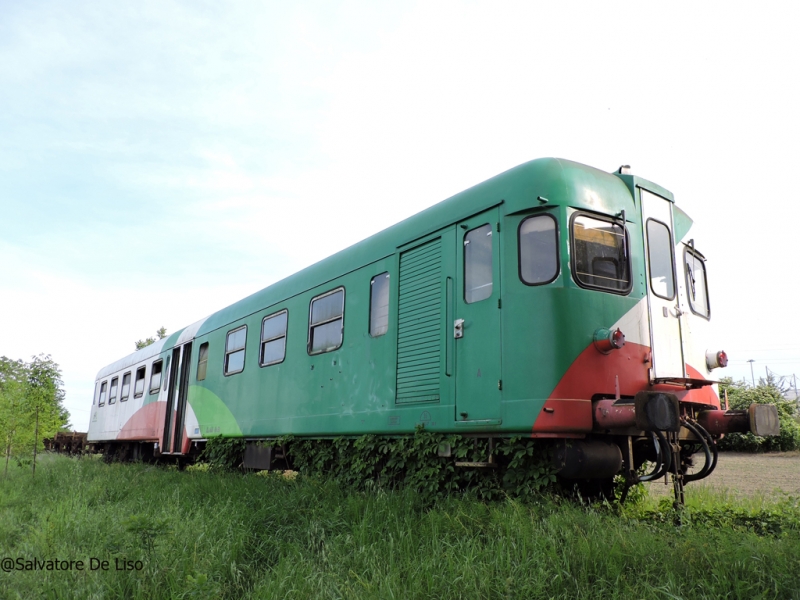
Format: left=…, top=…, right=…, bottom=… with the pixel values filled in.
left=396, top=238, right=442, bottom=404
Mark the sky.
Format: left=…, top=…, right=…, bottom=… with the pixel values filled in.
left=2, top=1, right=799, bottom=430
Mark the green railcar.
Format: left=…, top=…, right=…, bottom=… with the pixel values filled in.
left=87, top=158, right=777, bottom=496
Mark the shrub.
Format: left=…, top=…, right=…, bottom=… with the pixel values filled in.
left=717, top=378, right=800, bottom=452
left=199, top=436, right=246, bottom=470
left=278, top=426, right=557, bottom=501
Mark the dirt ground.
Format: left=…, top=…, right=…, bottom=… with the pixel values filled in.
left=645, top=451, right=800, bottom=498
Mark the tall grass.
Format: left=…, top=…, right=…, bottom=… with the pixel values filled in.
left=1, top=455, right=799, bottom=599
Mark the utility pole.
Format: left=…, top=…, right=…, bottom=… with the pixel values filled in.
left=747, top=359, right=755, bottom=387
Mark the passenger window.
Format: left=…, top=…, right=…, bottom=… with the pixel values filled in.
left=120, top=372, right=131, bottom=402
left=571, top=214, right=631, bottom=293
left=149, top=360, right=163, bottom=394
left=464, top=224, right=493, bottom=303
left=261, top=311, right=288, bottom=366
left=685, top=248, right=710, bottom=318
left=225, top=327, right=247, bottom=375
left=98, top=381, right=107, bottom=407
left=134, top=366, right=146, bottom=398
left=108, top=377, right=118, bottom=405
left=646, top=220, right=676, bottom=300
left=197, top=342, right=209, bottom=381
left=519, top=214, right=558, bottom=285
left=308, top=288, right=344, bottom=354
left=369, top=273, right=390, bottom=337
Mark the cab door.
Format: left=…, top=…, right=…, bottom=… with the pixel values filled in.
left=454, top=208, right=502, bottom=423
left=640, top=188, right=685, bottom=380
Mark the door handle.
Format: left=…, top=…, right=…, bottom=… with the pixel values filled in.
left=454, top=319, right=464, bottom=339
left=671, top=304, right=684, bottom=317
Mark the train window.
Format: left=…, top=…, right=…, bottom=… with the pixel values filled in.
left=464, top=224, right=493, bottom=303
left=149, top=360, right=163, bottom=394
left=308, top=288, right=345, bottom=354
left=120, top=372, right=131, bottom=402
left=108, top=377, right=118, bottom=405
left=134, top=366, right=146, bottom=398
left=370, top=273, right=390, bottom=337
left=197, top=342, right=209, bottom=381
left=261, top=311, right=288, bottom=366
left=225, top=326, right=247, bottom=375
left=646, top=219, right=676, bottom=300
left=685, top=248, right=710, bottom=318
left=571, top=213, right=631, bottom=293
left=98, top=381, right=107, bottom=407
left=519, top=214, right=558, bottom=285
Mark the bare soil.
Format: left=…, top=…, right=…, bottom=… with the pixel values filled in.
left=645, top=451, right=800, bottom=498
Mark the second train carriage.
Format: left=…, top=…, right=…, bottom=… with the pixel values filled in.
left=87, top=158, right=778, bottom=495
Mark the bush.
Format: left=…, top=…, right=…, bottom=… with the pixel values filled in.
left=199, top=436, right=246, bottom=470
left=717, top=378, right=800, bottom=452
left=279, top=426, right=557, bottom=501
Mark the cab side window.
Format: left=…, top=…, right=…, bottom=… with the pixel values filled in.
left=571, top=213, right=631, bottom=293
left=519, top=214, right=558, bottom=285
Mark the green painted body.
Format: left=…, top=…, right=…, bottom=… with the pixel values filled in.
left=177, top=158, right=673, bottom=438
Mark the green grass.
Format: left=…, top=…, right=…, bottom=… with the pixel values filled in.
left=1, top=455, right=799, bottom=599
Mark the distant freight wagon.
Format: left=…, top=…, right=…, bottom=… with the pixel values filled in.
left=86, top=158, right=778, bottom=500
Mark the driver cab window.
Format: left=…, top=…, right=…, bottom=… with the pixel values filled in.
left=571, top=213, right=631, bottom=293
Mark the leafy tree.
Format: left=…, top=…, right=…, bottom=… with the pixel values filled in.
left=717, top=376, right=800, bottom=452
left=0, top=358, right=29, bottom=477
left=0, top=355, right=70, bottom=476
left=135, top=327, right=168, bottom=351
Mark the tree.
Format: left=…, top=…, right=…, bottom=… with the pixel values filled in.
left=27, top=356, right=70, bottom=475
left=135, top=327, right=168, bottom=351
left=0, top=355, right=70, bottom=477
left=717, top=377, right=800, bottom=452
left=0, top=358, right=29, bottom=477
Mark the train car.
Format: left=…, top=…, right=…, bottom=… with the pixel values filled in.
left=87, top=158, right=778, bottom=499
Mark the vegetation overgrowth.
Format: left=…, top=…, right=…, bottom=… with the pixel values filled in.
left=2, top=455, right=799, bottom=599
left=200, top=428, right=558, bottom=500
left=719, top=377, right=800, bottom=452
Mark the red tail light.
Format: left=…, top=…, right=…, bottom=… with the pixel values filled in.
left=611, top=328, right=626, bottom=350
left=706, top=350, right=728, bottom=370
